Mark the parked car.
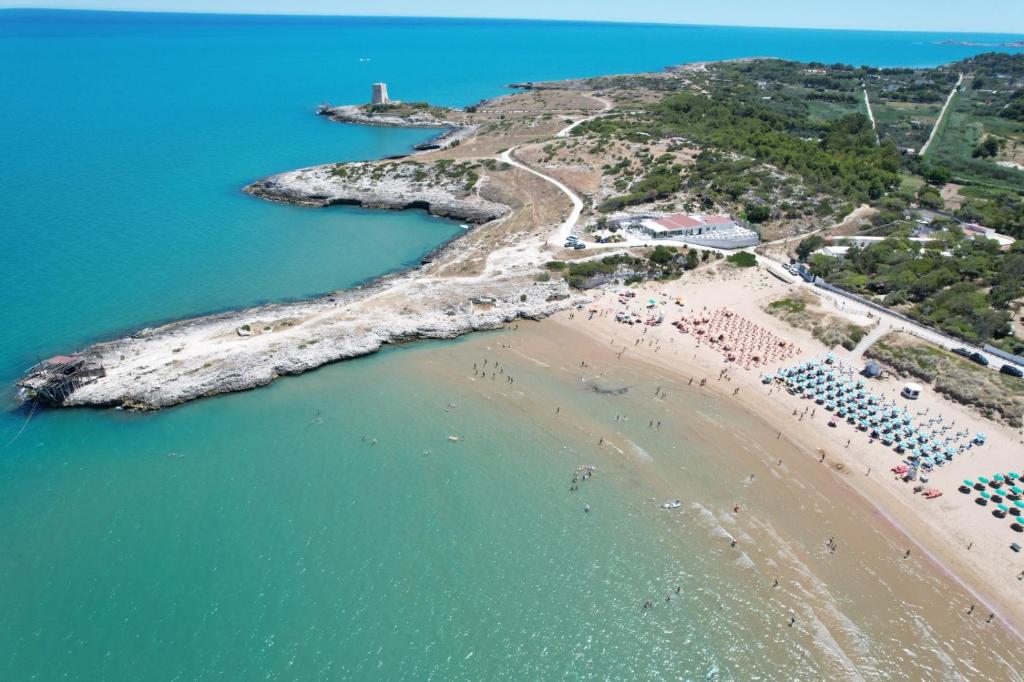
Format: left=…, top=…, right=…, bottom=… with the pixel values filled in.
left=952, top=347, right=971, bottom=358
left=968, top=352, right=989, bottom=366
left=574, top=243, right=586, bottom=250
left=1000, top=364, right=1024, bottom=378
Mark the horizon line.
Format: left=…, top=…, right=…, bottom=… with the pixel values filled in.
left=4, top=6, right=1024, bottom=38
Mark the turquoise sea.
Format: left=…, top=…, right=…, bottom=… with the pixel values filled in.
left=2, top=10, right=1024, bottom=679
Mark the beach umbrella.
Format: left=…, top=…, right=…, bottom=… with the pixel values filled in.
left=1016, top=500, right=1024, bottom=509
left=964, top=479, right=974, bottom=488
left=1008, top=472, right=1020, bottom=481
left=1012, top=486, right=1023, bottom=495
left=981, top=491, right=992, bottom=500
left=995, top=474, right=1006, bottom=482
left=998, top=504, right=1010, bottom=514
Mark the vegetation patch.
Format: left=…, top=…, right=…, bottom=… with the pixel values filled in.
left=726, top=251, right=757, bottom=267
left=806, top=231, right=1024, bottom=353
left=764, top=292, right=868, bottom=351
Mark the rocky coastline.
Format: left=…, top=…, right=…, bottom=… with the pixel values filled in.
left=317, top=104, right=478, bottom=150
left=245, top=161, right=508, bottom=223
left=40, top=143, right=570, bottom=410
left=66, top=272, right=569, bottom=410
left=21, top=87, right=585, bottom=410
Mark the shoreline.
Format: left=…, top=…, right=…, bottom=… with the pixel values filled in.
left=544, top=269, right=1024, bottom=639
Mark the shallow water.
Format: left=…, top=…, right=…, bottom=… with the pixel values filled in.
left=3, top=10, right=1024, bottom=679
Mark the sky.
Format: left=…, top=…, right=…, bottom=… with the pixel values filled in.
left=4, top=0, right=1024, bottom=34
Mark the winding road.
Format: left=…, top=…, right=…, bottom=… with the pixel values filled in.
left=497, top=97, right=612, bottom=246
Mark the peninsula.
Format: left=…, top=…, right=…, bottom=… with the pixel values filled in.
left=18, top=54, right=1024, bottom=412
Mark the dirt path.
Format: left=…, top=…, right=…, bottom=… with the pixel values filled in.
left=919, top=73, right=964, bottom=157
left=862, top=86, right=880, bottom=145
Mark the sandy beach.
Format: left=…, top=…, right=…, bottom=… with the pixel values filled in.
left=540, top=263, right=1024, bottom=637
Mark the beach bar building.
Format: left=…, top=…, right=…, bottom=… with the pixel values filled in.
left=635, top=213, right=760, bottom=249
left=17, top=354, right=105, bottom=404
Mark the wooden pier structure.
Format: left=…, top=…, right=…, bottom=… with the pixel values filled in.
left=16, top=355, right=105, bottom=405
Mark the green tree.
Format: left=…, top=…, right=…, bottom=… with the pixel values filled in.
left=745, top=204, right=771, bottom=223
left=796, top=235, right=825, bottom=261
left=923, top=166, right=952, bottom=186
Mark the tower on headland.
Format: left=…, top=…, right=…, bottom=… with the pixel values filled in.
left=371, top=82, right=390, bottom=105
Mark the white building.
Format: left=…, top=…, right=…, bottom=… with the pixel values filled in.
left=371, top=82, right=390, bottom=105
left=636, top=213, right=759, bottom=249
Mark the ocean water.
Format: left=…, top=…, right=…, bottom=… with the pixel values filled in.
left=2, top=9, right=1023, bottom=679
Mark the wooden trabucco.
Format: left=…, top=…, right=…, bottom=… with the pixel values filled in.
left=17, top=355, right=105, bottom=405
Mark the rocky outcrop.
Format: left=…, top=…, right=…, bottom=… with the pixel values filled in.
left=318, top=104, right=464, bottom=129
left=67, top=275, right=572, bottom=410
left=245, top=161, right=508, bottom=224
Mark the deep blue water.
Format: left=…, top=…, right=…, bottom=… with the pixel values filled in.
left=1, top=10, right=1022, bottom=680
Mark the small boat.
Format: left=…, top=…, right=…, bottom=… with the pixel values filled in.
left=448, top=435, right=463, bottom=442
left=661, top=499, right=683, bottom=510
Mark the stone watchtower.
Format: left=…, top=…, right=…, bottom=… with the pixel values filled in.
left=371, top=82, right=390, bottom=105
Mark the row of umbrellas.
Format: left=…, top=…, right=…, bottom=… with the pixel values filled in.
left=775, top=356, right=983, bottom=471
left=962, top=474, right=1024, bottom=524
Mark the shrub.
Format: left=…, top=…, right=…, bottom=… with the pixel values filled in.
left=726, top=251, right=757, bottom=267
left=745, top=204, right=771, bottom=223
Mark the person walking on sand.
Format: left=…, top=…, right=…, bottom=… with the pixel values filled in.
left=904, top=549, right=911, bottom=559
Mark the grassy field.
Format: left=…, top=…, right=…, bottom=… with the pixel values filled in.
left=872, top=102, right=938, bottom=151
left=925, top=83, right=1024, bottom=190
